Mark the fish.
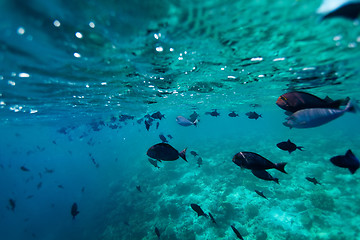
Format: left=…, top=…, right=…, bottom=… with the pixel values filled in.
left=8, top=199, right=15, bottom=211
left=205, top=109, right=220, bottom=117
left=306, top=177, right=321, bottom=185
left=255, top=190, right=268, bottom=200
left=330, top=149, right=359, bottom=174
left=26, top=195, right=34, bottom=199
left=159, top=134, right=168, bottom=143
left=119, top=114, right=134, bottom=122
left=245, top=111, right=262, bottom=119
left=276, top=91, right=347, bottom=113
left=232, top=152, right=287, bottom=173
left=71, top=203, right=80, bottom=219
left=251, top=169, right=279, bottom=184
left=151, top=111, right=165, bottom=120
left=20, top=166, right=30, bottom=172
left=145, top=120, right=151, bottom=131
left=37, top=182, right=42, bottom=190
left=197, top=157, right=203, bottom=167
left=81, top=187, right=85, bottom=193
left=228, top=111, right=239, bottom=117
left=189, top=111, right=199, bottom=122
left=167, top=134, right=173, bottom=139
left=231, top=225, right=244, bottom=240
left=276, top=139, right=304, bottom=154
left=190, top=204, right=208, bottom=217
left=209, top=212, right=216, bottom=224
left=156, top=122, right=160, bottom=129
left=176, top=116, right=197, bottom=127
left=155, top=227, right=160, bottom=239
left=58, top=185, right=64, bottom=189
left=136, top=185, right=142, bottom=192
left=147, top=143, right=187, bottom=162
left=44, top=168, right=54, bottom=173
left=317, top=0, right=360, bottom=20
left=283, top=100, right=355, bottom=129
left=148, top=158, right=160, bottom=168
left=190, top=151, right=198, bottom=157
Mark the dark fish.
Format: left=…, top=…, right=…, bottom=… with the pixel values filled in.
left=176, top=116, right=197, bottom=126
left=71, top=203, right=79, bottom=219
left=58, top=185, right=64, bottom=189
left=205, top=109, right=220, bottom=117
left=159, top=134, right=168, bottom=143
left=189, top=111, right=199, bottom=122
left=190, top=204, right=208, bottom=217
left=231, top=225, right=244, bottom=240
left=136, top=185, right=142, bottom=192
left=276, top=91, right=347, bottom=113
left=124, top=221, right=130, bottom=226
left=228, top=111, right=239, bottom=117
left=155, top=227, right=160, bottom=239
left=246, top=111, right=262, bottom=120
left=20, top=166, right=30, bottom=172
left=209, top=212, right=216, bottom=224
left=167, top=134, right=173, bottom=139
left=283, top=100, right=355, bottom=129
left=81, top=187, right=85, bottom=193
left=156, top=122, right=160, bottom=129
left=251, top=169, right=279, bottom=184
left=197, top=157, right=203, bottom=167
left=37, top=182, right=42, bottom=190
left=44, top=168, right=54, bottom=173
left=9, top=199, right=15, bottom=211
left=255, top=190, right=268, bottom=200
left=250, top=103, right=261, bottom=108
left=190, top=151, right=198, bottom=157
left=148, top=158, right=160, bottom=168
left=145, top=120, right=151, bottom=131
left=147, top=143, right=187, bottom=162
left=232, top=152, right=287, bottom=173
left=306, top=177, right=321, bottom=185
left=151, top=111, right=165, bottom=120
left=318, top=0, right=360, bottom=20
left=26, top=195, right=34, bottom=199
left=330, top=149, right=359, bottom=174
left=119, top=114, right=134, bottom=122
left=276, top=139, right=304, bottom=154
left=52, top=140, right=57, bottom=145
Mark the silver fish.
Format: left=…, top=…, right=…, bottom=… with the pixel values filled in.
left=283, top=100, right=355, bottom=129
left=176, top=116, right=197, bottom=127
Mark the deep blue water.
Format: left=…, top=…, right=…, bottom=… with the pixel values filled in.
left=1, top=0, right=360, bottom=239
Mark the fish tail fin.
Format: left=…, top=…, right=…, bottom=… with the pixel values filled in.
left=275, top=162, right=287, bottom=174
left=193, top=119, right=198, bottom=126
left=297, top=146, right=305, bottom=151
left=345, top=100, right=357, bottom=113
left=179, top=148, right=188, bottom=162
left=348, top=166, right=358, bottom=174
left=282, top=122, right=292, bottom=129
left=274, top=178, right=279, bottom=184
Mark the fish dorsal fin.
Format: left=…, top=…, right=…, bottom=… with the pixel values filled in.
left=346, top=149, right=354, bottom=158
left=287, top=139, right=291, bottom=143
left=323, top=96, right=333, bottom=103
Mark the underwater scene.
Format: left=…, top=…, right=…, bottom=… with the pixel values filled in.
left=1, top=0, right=360, bottom=239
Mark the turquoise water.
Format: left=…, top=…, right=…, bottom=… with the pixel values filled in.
left=1, top=0, right=360, bottom=239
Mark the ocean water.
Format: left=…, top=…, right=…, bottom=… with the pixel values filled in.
left=1, top=0, right=360, bottom=239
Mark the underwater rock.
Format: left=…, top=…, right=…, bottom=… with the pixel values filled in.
left=309, top=191, right=335, bottom=211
